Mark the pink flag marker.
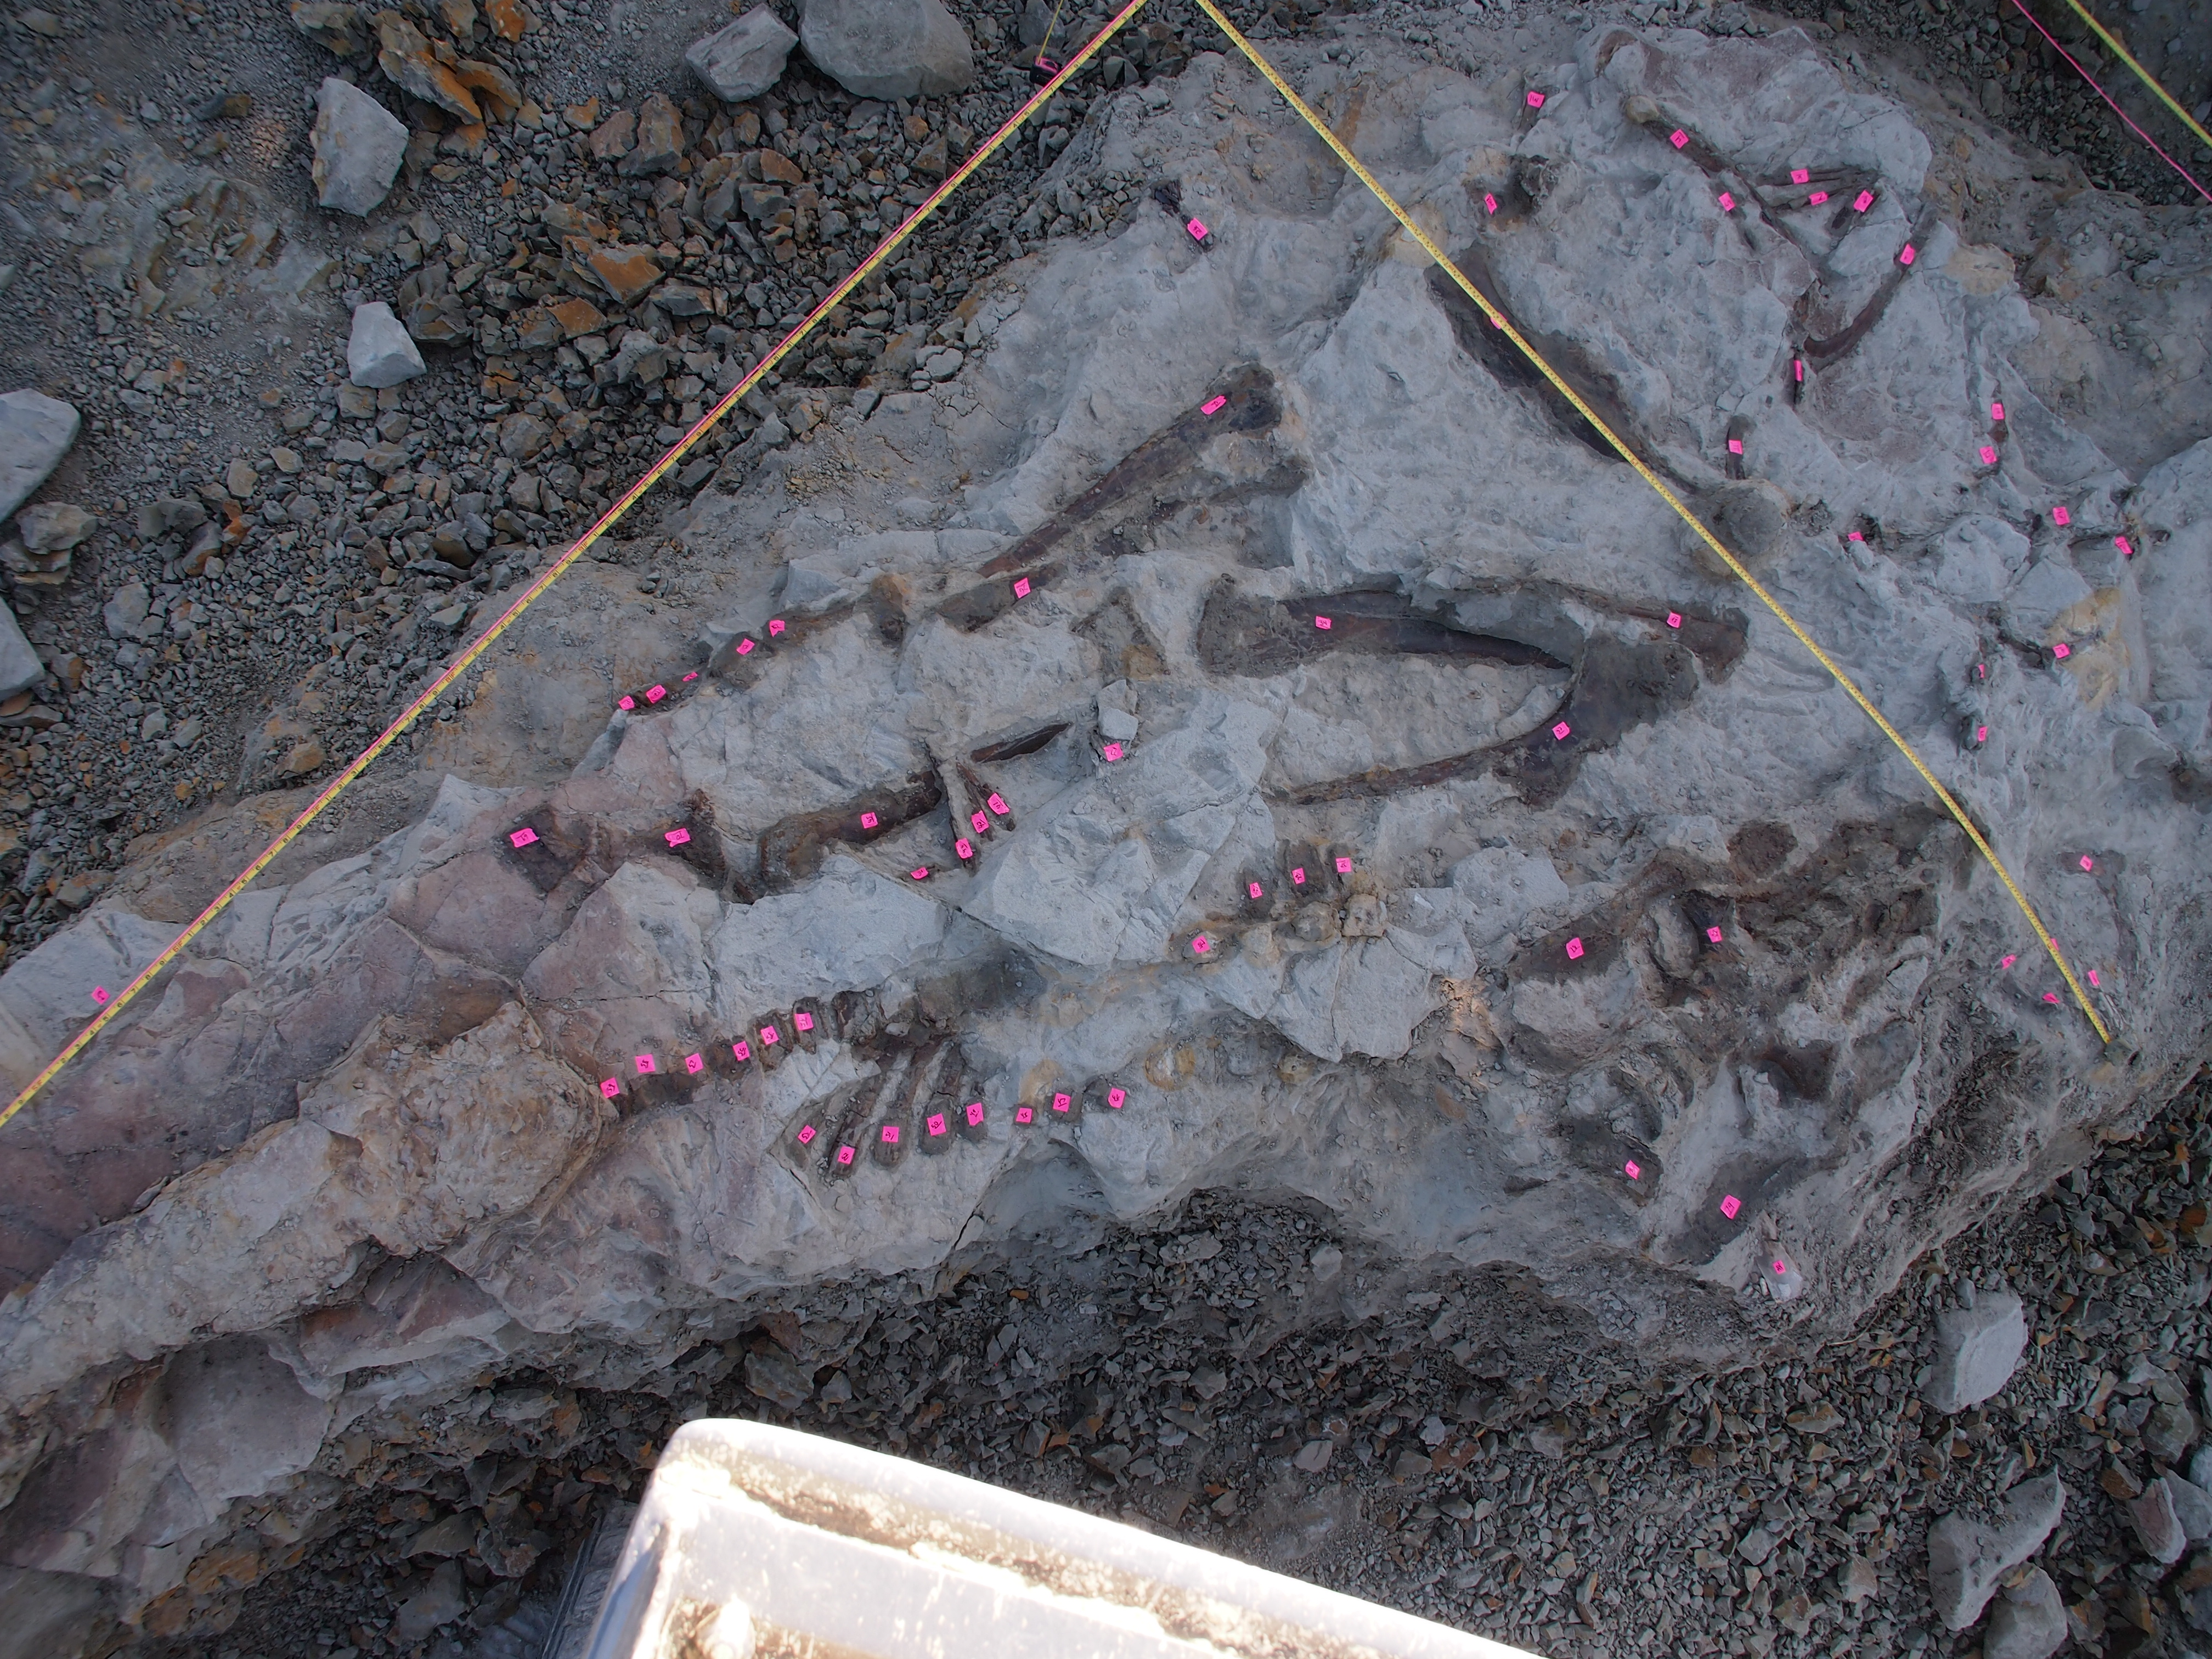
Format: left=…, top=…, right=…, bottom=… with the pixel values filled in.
left=2088, top=969, right=2101, bottom=987
left=2044, top=991, right=2062, bottom=1005
left=1526, top=90, right=1545, bottom=108
left=860, top=811, right=879, bottom=830
left=968, top=812, right=990, bottom=837
left=760, top=1025, right=779, bottom=1046
left=988, top=793, right=1010, bottom=816
left=1565, top=937, right=1585, bottom=960
left=1314, top=616, right=1332, bottom=630
left=665, top=827, right=691, bottom=848
left=927, top=1111, right=948, bottom=1137
left=1728, top=437, right=1744, bottom=455
left=1483, top=192, right=1499, bottom=215
left=732, top=1039, right=752, bottom=1062
left=646, top=685, right=667, bottom=703
left=1991, top=400, right=2005, bottom=421
left=510, top=827, right=539, bottom=848
left=794, top=1010, right=814, bottom=1032
left=956, top=837, right=974, bottom=859
left=1975, top=725, right=1988, bottom=743
left=1248, top=881, right=1264, bottom=899
left=2079, top=854, right=2095, bottom=872
left=1720, top=1194, right=1741, bottom=1220
left=966, top=1102, right=985, bottom=1127
left=91, top=985, right=109, bottom=1005
left=881, top=1124, right=900, bottom=1145
left=601, top=1077, right=621, bottom=1098
left=768, top=618, right=787, bottom=636
left=1013, top=576, right=1031, bottom=598
left=1051, top=1092, right=1073, bottom=1115
left=1335, top=856, right=1352, bottom=874
left=1790, top=167, right=1810, bottom=184
left=1670, top=129, right=1688, bottom=148
left=1014, top=1104, right=1036, bottom=1125
left=1666, top=611, right=1682, bottom=629
left=1979, top=447, right=1997, bottom=466
left=618, top=696, right=635, bottom=710
left=2115, top=535, right=2134, bottom=557
left=1848, top=531, right=1865, bottom=542
left=1807, top=190, right=1829, bottom=204
left=1552, top=721, right=1571, bottom=741
left=1976, top=662, right=1987, bottom=679
left=1201, top=395, right=1227, bottom=415
left=1291, top=866, right=1306, bottom=884
left=910, top=866, right=930, bottom=881
left=1898, top=244, right=1916, bottom=266
left=1191, top=934, right=1211, bottom=956
left=1624, top=1160, right=1640, bottom=1180
left=1771, top=1258, right=1789, bottom=1277
left=2052, top=505, right=2071, bottom=526
left=1108, top=1087, right=1126, bottom=1109
left=836, top=1144, right=857, bottom=1166
left=797, top=1123, right=817, bottom=1146
left=1718, top=191, right=1736, bottom=211
left=636, top=1053, right=657, bottom=1074
left=685, top=1053, right=704, bottom=1074
left=1852, top=190, right=1874, bottom=211
left=682, top=671, right=698, bottom=682
left=1186, top=216, right=1209, bottom=240
left=1999, top=954, right=2016, bottom=970
left=736, top=638, right=755, bottom=656
left=1102, top=742, right=1123, bottom=761
left=1706, top=926, right=1724, bottom=944
left=2054, top=642, right=2072, bottom=659
left=1793, top=359, right=1804, bottom=383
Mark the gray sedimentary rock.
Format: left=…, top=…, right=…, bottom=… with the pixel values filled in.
left=0, top=601, right=41, bottom=697
left=1984, top=1567, right=2066, bottom=1659
left=2133, top=1476, right=2189, bottom=1564
left=0, top=390, right=80, bottom=523
left=2166, top=1472, right=2212, bottom=1543
left=1927, top=1475, right=2064, bottom=1628
left=347, top=301, right=426, bottom=387
left=686, top=5, right=798, bottom=101
left=800, top=0, right=973, bottom=98
left=1923, top=1285, right=2029, bottom=1415
left=309, top=76, right=407, bottom=216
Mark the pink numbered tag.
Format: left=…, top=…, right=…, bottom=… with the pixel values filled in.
left=1807, top=190, right=1829, bottom=205
left=1793, top=359, right=1804, bottom=383
left=1051, top=1092, right=1072, bottom=1115
left=861, top=811, right=879, bottom=830
left=1191, top=934, right=1211, bottom=956
left=1565, top=937, right=1585, bottom=960
left=768, top=618, right=786, bottom=636
left=2044, top=991, right=2062, bottom=1006
left=1186, top=217, right=1208, bottom=240
left=927, top=1111, right=947, bottom=1136
left=685, top=1052, right=704, bottom=1074
left=1975, top=662, right=1987, bottom=679
left=681, top=671, right=698, bottom=682
left=636, top=1053, right=657, bottom=1074
left=910, top=866, right=930, bottom=881
left=1979, top=447, right=1997, bottom=466
left=2079, top=855, right=2094, bottom=872
left=1107, top=1087, right=1126, bottom=1109
left=1991, top=401, right=2005, bottom=421
left=646, top=685, right=667, bottom=703
left=1727, top=438, right=1743, bottom=455
left=1790, top=167, right=1809, bottom=184
left=1013, top=577, right=1031, bottom=598
left=618, top=695, right=635, bottom=710
left=2000, top=954, right=2017, bottom=970
left=1717, top=191, right=1735, bottom=212
left=2054, top=642, right=2072, bottom=659
left=1552, top=721, right=1571, bottom=741
left=1706, top=926, right=1724, bottom=944
left=1975, top=725, right=1988, bottom=743
left=91, top=985, right=109, bottom=1005
left=1314, top=616, right=1332, bottom=630
left=2115, top=536, right=2134, bottom=557
left=1201, top=395, right=1227, bottom=415
left=1898, top=244, right=1915, bottom=266
left=1848, top=531, right=1864, bottom=542
left=1771, top=1258, right=1789, bottom=1277
left=970, top=811, right=989, bottom=834
left=760, top=1024, right=779, bottom=1046
left=1662, top=612, right=1681, bottom=631
left=1014, top=1104, right=1036, bottom=1125
left=966, top=1101, right=985, bottom=1127
left=1526, top=90, right=1545, bottom=108
left=665, top=827, right=691, bottom=848
left=836, top=1144, right=856, bottom=1166
left=601, top=1077, right=621, bottom=1098
left=1852, top=190, right=1874, bottom=211
left=1483, top=192, right=1498, bottom=215
left=881, top=1124, right=900, bottom=1144
left=510, top=827, right=539, bottom=848
left=987, top=794, right=1009, bottom=816
left=737, top=638, right=755, bottom=656
left=1624, top=1160, right=1641, bottom=1180
left=797, top=1123, right=817, bottom=1145
left=1291, top=866, right=1306, bottom=884
left=1334, top=856, right=1352, bottom=875
left=2052, top=505, right=2071, bottom=526
left=956, top=837, right=974, bottom=859
left=1720, top=1194, right=1741, bottom=1220
left=1248, top=881, right=1265, bottom=899
left=1102, top=742, right=1123, bottom=761
left=1669, top=129, right=1688, bottom=148
left=732, top=1039, right=752, bottom=1062
left=2088, top=969, right=2101, bottom=988
left=794, top=1010, right=814, bottom=1032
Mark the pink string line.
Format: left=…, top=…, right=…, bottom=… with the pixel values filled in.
left=2007, top=0, right=2212, bottom=205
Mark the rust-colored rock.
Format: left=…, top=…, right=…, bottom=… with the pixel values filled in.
left=453, top=58, right=521, bottom=120
left=549, top=296, right=607, bottom=338
left=578, top=242, right=665, bottom=307
left=374, top=12, right=481, bottom=121
left=588, top=106, right=635, bottom=161
left=483, top=0, right=526, bottom=40
left=753, top=146, right=803, bottom=185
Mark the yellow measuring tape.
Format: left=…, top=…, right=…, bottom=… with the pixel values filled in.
left=0, top=0, right=1154, bottom=1133
left=1190, top=0, right=2113, bottom=1045
left=2056, top=0, right=2212, bottom=157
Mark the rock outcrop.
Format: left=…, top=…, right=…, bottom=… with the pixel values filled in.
left=1, top=21, right=2208, bottom=1635
left=800, top=0, right=975, bottom=99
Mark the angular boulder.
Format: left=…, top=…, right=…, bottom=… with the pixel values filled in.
left=310, top=76, right=408, bottom=216
left=687, top=6, right=798, bottom=101
left=799, top=0, right=974, bottom=99
left=348, top=301, right=427, bottom=388
left=165, top=1338, right=334, bottom=1506
left=0, top=391, right=80, bottom=523
left=1927, top=1475, right=2066, bottom=1629
left=0, top=601, right=42, bottom=698
left=1984, top=1567, right=2066, bottom=1659
left=1922, top=1284, right=2028, bottom=1415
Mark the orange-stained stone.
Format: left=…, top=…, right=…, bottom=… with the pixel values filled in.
left=453, top=59, right=522, bottom=120
left=486, top=0, right=527, bottom=41
left=549, top=296, right=607, bottom=337
left=582, top=244, right=664, bottom=306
